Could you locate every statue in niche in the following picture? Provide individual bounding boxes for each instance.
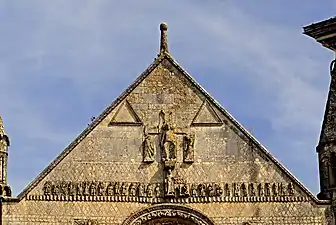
[43,181,53,196]
[53,184,60,196]
[208,183,215,197]
[183,133,195,163]
[89,182,97,196]
[287,183,295,196]
[180,183,190,197]
[249,183,255,196]
[159,110,177,162]
[138,183,145,197]
[115,182,121,195]
[60,181,69,196]
[278,183,284,196]
[129,183,137,196]
[121,183,128,196]
[191,184,198,197]
[215,183,223,197]
[257,183,264,196]
[143,127,155,163]
[272,183,278,196]
[233,183,240,197]
[241,183,247,197]
[69,182,76,196]
[83,182,90,196]
[106,182,115,196]
[77,183,84,196]
[199,184,206,197]
[264,183,270,196]
[165,168,175,197]
[154,184,161,197]
[146,184,153,197]
[224,183,231,197]
[97,182,104,196]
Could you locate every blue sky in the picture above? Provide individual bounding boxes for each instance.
[0,1,335,196]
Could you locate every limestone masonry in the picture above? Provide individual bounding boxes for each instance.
[0,18,336,224]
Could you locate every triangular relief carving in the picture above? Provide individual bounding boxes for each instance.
[191,100,223,126]
[109,100,142,126]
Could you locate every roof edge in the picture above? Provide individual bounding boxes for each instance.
[163,53,327,205]
[16,54,166,200]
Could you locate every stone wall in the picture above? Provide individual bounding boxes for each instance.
[2,56,330,225]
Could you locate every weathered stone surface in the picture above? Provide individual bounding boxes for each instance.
[0,23,332,224]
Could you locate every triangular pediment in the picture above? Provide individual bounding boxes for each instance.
[109,100,142,126]
[16,52,323,205]
[191,100,223,126]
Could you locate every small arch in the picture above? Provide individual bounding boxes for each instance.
[122,204,214,225]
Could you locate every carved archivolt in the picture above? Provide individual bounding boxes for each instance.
[122,204,214,225]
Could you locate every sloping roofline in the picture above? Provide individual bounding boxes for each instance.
[15,51,329,205]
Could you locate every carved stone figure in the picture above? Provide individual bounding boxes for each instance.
[43,181,53,196]
[278,183,285,196]
[53,184,60,196]
[106,182,115,196]
[89,182,97,196]
[233,183,240,197]
[138,183,145,197]
[60,181,69,196]
[159,111,177,162]
[165,169,175,197]
[77,182,84,196]
[264,183,270,196]
[208,183,215,197]
[121,182,128,196]
[215,183,223,197]
[97,182,104,196]
[199,184,206,197]
[183,133,195,163]
[272,183,278,196]
[68,182,76,196]
[129,183,137,196]
[287,183,295,196]
[224,183,231,197]
[83,182,90,196]
[180,183,190,197]
[143,131,155,163]
[146,184,153,197]
[191,184,198,197]
[241,183,247,197]
[154,184,161,197]
[257,183,264,197]
[115,182,121,195]
[249,183,255,196]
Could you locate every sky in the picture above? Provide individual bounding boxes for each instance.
[0,0,335,196]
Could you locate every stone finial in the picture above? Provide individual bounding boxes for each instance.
[159,22,169,54]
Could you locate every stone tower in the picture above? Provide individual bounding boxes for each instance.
[303,18,336,201]
[0,116,11,197]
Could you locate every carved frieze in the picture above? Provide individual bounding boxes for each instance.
[40,181,299,203]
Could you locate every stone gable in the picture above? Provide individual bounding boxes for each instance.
[19,56,316,203]
[1,24,331,224]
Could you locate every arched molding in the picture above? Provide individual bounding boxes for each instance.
[122,204,214,225]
